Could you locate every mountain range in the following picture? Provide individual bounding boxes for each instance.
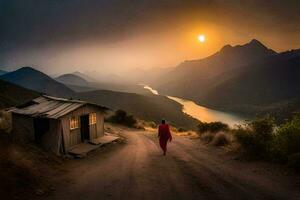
[0,67,197,129]
[155,39,276,100]
[55,73,90,87]
[0,67,75,98]
[79,90,198,129]
[1,39,299,123]
[154,39,300,118]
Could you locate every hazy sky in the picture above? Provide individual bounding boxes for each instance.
[0,0,299,74]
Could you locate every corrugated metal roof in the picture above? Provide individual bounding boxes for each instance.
[11,95,108,119]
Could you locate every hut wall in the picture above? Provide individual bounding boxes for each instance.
[96,112,104,137]
[89,123,97,140]
[12,113,35,142]
[61,117,71,150]
[40,119,61,154]
[61,105,105,150]
[69,128,81,147]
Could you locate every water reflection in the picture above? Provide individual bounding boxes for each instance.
[143,85,158,95]
[143,85,244,126]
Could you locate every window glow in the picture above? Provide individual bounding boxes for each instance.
[89,113,97,125]
[70,116,79,130]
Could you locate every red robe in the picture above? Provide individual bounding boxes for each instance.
[158,124,172,155]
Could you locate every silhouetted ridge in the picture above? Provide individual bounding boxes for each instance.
[220,44,233,52]
[203,49,300,116]
[154,39,277,102]
[55,73,90,87]
[0,66,75,98]
[219,39,276,55]
[249,39,263,45]
[0,79,39,108]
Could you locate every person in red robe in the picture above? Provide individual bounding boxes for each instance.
[158,119,172,155]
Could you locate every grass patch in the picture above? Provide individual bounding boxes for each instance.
[197,121,231,146]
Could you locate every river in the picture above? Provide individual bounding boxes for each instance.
[142,85,245,126]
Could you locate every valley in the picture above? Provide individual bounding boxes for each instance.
[143,85,245,126]
[153,40,300,120]
[0,67,198,130]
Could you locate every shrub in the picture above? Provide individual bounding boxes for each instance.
[212,132,230,146]
[0,111,12,133]
[270,114,300,162]
[231,113,300,167]
[108,110,137,127]
[148,121,157,128]
[200,132,215,143]
[177,127,186,132]
[249,116,275,142]
[233,116,275,157]
[198,121,229,133]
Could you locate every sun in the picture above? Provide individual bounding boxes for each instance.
[198,34,205,43]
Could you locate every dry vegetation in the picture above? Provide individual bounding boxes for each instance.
[0,110,12,132]
[197,121,232,146]
[197,114,300,169]
[0,111,64,200]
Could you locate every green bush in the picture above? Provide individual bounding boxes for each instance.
[198,121,229,133]
[234,126,255,151]
[232,113,300,167]
[270,114,300,162]
[233,116,275,157]
[108,110,137,127]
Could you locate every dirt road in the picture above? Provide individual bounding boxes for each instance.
[47,130,300,200]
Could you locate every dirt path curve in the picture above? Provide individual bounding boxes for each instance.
[47,130,300,200]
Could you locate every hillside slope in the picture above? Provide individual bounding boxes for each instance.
[55,73,90,87]
[203,49,300,117]
[78,90,199,129]
[0,79,39,109]
[0,70,7,76]
[0,67,75,98]
[155,39,276,101]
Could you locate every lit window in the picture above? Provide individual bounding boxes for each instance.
[70,116,79,130]
[89,113,96,125]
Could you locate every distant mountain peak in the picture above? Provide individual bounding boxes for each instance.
[55,73,90,87]
[219,39,276,56]
[18,66,35,71]
[0,66,75,98]
[249,38,262,45]
[247,39,270,49]
[15,66,47,74]
[220,44,233,52]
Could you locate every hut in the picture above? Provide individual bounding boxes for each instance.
[10,95,108,155]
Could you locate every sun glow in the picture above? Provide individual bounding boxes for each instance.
[198,34,205,43]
